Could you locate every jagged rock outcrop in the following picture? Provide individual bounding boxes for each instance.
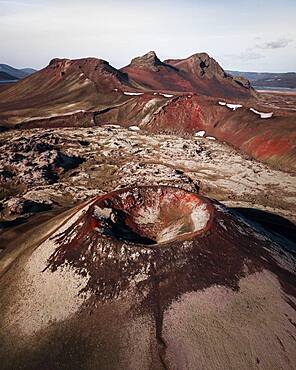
[128,50,165,72]
[165,52,255,93]
[232,74,251,88]
[165,52,226,78]
[121,51,256,98]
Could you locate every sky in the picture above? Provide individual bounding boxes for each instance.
[0,0,295,72]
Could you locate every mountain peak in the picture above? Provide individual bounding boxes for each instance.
[47,57,128,80]
[190,52,211,60]
[48,57,109,69]
[129,51,163,71]
[186,52,225,78]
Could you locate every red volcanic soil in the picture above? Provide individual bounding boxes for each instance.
[91,93,296,171]
[204,102,296,171]
[141,95,205,133]
[0,186,295,369]
[121,51,256,99]
[244,136,292,159]
[92,94,221,134]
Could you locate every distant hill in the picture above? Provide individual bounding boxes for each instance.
[0,64,36,82]
[20,67,36,75]
[0,71,18,81]
[227,70,296,89]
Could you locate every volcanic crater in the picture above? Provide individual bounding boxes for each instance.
[90,186,213,245]
[43,185,295,305]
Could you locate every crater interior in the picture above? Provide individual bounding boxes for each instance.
[91,186,213,245]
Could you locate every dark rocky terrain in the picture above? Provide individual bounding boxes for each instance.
[1,125,295,230]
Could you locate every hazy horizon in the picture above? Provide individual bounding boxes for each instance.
[1,0,295,73]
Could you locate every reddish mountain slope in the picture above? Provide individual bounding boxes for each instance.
[92,94,296,172]
[0,58,135,125]
[0,53,255,126]
[121,51,256,98]
[1,57,130,102]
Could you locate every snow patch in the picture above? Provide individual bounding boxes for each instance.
[194,130,206,137]
[152,92,174,98]
[219,101,242,111]
[250,108,273,119]
[129,126,141,131]
[206,136,216,141]
[123,92,144,96]
[226,103,242,110]
[159,93,174,98]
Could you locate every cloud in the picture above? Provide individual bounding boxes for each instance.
[239,51,264,60]
[225,49,264,61]
[255,38,293,49]
[224,37,294,66]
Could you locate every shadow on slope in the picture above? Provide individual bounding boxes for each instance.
[231,207,296,251]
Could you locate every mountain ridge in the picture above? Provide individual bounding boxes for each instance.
[2,60,295,89]
[121,51,255,97]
